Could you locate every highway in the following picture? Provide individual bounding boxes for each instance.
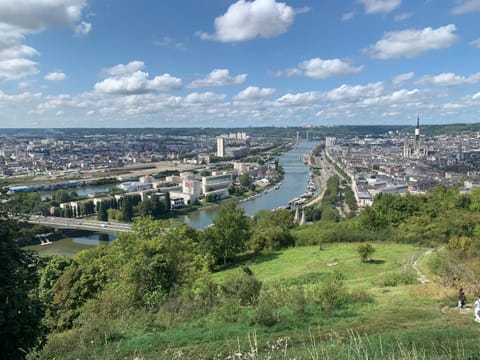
[28,215,132,232]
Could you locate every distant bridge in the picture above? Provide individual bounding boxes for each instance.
[27,215,132,232]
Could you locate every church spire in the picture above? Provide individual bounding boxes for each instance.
[415,115,420,142]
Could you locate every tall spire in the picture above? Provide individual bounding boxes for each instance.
[415,115,420,142]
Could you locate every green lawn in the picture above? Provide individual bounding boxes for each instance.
[213,243,420,287]
[39,242,480,360]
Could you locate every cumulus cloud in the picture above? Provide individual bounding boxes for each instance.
[44,71,67,81]
[0,58,38,82]
[357,0,402,14]
[0,0,89,83]
[199,0,297,42]
[392,72,415,87]
[184,92,226,104]
[0,90,41,104]
[95,72,182,95]
[325,82,384,101]
[94,61,182,95]
[0,0,86,31]
[102,61,146,77]
[188,69,247,88]
[368,24,457,59]
[416,72,480,86]
[74,21,92,36]
[234,86,276,100]
[276,91,320,106]
[276,58,363,79]
[452,0,480,14]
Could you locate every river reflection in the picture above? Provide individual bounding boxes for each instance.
[24,230,117,257]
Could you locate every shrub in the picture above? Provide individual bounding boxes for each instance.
[357,243,376,262]
[375,270,419,287]
[252,291,280,327]
[221,270,262,306]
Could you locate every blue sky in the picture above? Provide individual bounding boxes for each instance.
[0,0,479,128]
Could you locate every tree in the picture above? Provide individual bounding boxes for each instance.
[0,219,45,358]
[250,209,295,252]
[121,196,134,222]
[239,173,252,188]
[209,204,251,265]
[97,201,108,221]
[357,243,376,262]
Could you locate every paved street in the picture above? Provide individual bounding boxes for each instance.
[28,215,132,232]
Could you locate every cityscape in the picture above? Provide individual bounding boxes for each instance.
[2,0,480,359]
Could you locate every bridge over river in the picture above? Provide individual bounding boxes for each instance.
[28,215,132,232]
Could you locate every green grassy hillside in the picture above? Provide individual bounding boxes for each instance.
[38,242,480,359]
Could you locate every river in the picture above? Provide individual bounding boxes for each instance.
[23,230,116,257]
[25,141,318,255]
[180,141,318,229]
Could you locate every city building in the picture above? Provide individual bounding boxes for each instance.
[201,172,232,199]
[403,117,428,158]
[216,137,225,158]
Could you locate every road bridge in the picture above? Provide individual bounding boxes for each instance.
[28,215,132,232]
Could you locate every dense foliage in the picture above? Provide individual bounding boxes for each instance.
[0,219,45,359]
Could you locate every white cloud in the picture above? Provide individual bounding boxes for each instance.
[452,0,480,14]
[199,0,297,42]
[188,69,247,88]
[184,92,226,104]
[394,12,412,21]
[325,82,384,101]
[0,0,89,84]
[276,58,363,79]
[0,58,38,81]
[95,61,182,94]
[95,71,182,94]
[369,24,457,59]
[0,0,86,31]
[0,90,41,104]
[416,72,480,86]
[276,91,320,106]
[44,71,66,81]
[102,61,145,77]
[357,0,402,14]
[74,21,92,37]
[470,38,480,48]
[300,58,363,79]
[473,91,480,99]
[0,43,38,60]
[392,72,415,87]
[234,86,276,100]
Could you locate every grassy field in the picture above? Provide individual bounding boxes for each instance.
[39,243,480,359]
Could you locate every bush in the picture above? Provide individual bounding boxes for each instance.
[221,270,262,306]
[375,270,419,287]
[252,291,280,327]
[358,243,375,262]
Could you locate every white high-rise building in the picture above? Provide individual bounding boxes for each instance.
[217,137,225,157]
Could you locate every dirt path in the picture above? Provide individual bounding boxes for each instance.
[411,249,434,284]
